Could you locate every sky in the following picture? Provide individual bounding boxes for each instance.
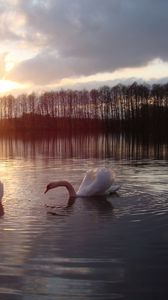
[1,0,168,95]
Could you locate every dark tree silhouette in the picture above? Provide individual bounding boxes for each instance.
[0,82,167,136]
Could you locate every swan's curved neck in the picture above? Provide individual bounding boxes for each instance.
[47,181,77,198]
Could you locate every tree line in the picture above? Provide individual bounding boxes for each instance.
[0,82,168,134]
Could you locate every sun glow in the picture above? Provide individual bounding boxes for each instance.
[0,80,22,94]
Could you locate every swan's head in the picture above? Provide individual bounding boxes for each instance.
[44,180,76,198]
[44,181,64,194]
[44,182,55,194]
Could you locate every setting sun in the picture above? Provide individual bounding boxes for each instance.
[0,80,22,94]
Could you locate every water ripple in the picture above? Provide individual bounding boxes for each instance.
[0,157,168,299]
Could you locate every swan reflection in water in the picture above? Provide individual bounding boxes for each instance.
[46,195,117,216]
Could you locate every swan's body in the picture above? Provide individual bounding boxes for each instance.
[45,167,120,198]
[0,181,4,200]
[0,181,4,216]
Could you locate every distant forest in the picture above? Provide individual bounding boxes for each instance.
[0,82,168,136]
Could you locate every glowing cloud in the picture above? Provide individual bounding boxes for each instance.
[0,0,168,94]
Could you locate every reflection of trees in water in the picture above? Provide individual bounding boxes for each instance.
[0,133,167,160]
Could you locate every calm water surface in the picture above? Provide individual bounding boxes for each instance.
[0,134,168,300]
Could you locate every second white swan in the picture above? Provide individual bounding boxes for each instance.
[0,181,4,200]
[44,167,120,198]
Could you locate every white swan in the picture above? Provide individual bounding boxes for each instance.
[0,181,4,216]
[0,181,4,200]
[44,167,120,198]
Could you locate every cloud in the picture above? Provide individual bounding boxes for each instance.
[0,1,23,41]
[0,53,7,79]
[6,0,168,85]
[64,77,168,91]
[8,50,118,84]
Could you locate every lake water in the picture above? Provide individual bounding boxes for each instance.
[0,134,168,300]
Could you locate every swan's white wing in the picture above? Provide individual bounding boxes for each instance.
[93,168,115,195]
[77,169,95,196]
[77,167,115,196]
